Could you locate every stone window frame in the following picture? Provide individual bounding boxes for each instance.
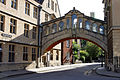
[10,18,17,34]
[45,13,48,22]
[51,0,54,11]
[9,45,15,62]
[55,3,57,12]
[24,24,29,37]
[11,0,17,9]
[0,44,2,62]
[48,0,50,8]
[32,48,36,61]
[0,0,6,4]
[33,6,38,19]
[0,14,5,32]
[23,46,28,61]
[25,1,30,15]
[32,26,37,39]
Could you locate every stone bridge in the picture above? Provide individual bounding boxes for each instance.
[41,8,107,54]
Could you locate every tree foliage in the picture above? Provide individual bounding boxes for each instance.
[80,50,89,62]
[84,41,102,62]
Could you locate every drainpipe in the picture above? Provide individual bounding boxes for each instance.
[37,5,42,68]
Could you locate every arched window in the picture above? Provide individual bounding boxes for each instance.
[100,26,104,34]
[93,23,97,32]
[79,19,82,28]
[72,14,77,28]
[85,21,90,30]
[52,24,57,33]
[67,19,69,29]
[59,21,64,31]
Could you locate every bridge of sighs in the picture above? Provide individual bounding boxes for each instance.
[41,8,107,56]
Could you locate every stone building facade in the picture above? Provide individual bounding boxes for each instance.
[0,0,61,71]
[61,40,73,65]
[103,0,120,71]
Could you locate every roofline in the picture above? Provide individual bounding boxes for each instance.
[42,9,106,26]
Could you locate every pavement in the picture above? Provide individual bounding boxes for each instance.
[0,63,120,79]
[95,67,120,78]
[0,63,98,79]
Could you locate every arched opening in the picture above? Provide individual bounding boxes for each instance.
[59,21,64,31]
[52,24,57,33]
[42,37,106,67]
[79,19,82,28]
[85,21,90,30]
[92,23,97,32]
[100,25,104,34]
[72,14,77,28]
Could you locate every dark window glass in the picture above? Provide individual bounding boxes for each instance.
[24,24,29,37]
[0,44,2,62]
[23,47,28,61]
[25,1,30,15]
[9,45,15,62]
[32,27,37,39]
[32,48,36,61]
[10,18,17,34]
[11,0,17,9]
[0,15,4,31]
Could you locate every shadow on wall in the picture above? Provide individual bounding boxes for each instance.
[0,28,38,71]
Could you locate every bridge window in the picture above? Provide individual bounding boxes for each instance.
[46,26,50,35]
[85,21,90,30]
[67,19,69,29]
[93,23,97,32]
[79,19,82,28]
[72,14,77,28]
[59,21,64,31]
[52,24,57,33]
[100,26,104,34]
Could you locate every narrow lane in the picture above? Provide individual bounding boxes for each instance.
[5,63,119,80]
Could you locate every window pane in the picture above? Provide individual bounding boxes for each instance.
[72,14,77,28]
[93,23,97,32]
[85,21,90,30]
[67,19,69,29]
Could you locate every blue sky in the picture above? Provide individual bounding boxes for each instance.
[58,0,104,20]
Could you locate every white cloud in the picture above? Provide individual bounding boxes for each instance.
[58,0,104,20]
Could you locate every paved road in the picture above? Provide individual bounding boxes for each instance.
[3,63,119,80]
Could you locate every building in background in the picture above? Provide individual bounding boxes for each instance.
[90,12,95,18]
[0,0,61,71]
[40,0,61,67]
[103,0,120,71]
[61,40,73,65]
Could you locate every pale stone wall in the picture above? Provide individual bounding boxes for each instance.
[112,0,120,26]
[0,0,61,71]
